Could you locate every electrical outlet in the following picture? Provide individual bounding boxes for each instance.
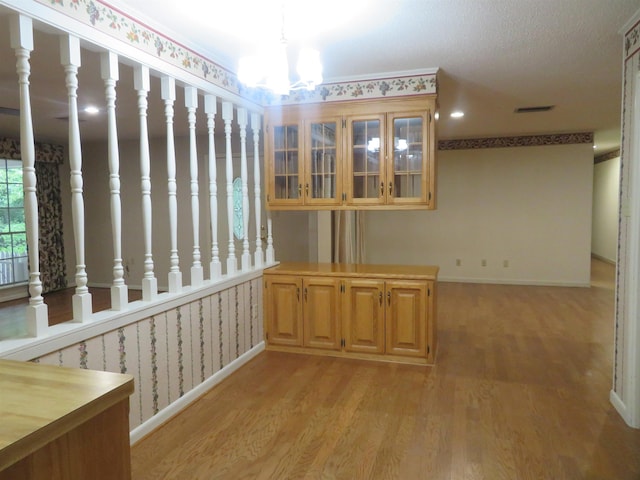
[481,259,487,267]
[503,260,509,268]
[456,258,461,267]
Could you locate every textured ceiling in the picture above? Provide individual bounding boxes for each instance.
[1,0,640,155]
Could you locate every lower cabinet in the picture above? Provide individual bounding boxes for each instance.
[303,277,342,350]
[264,263,438,365]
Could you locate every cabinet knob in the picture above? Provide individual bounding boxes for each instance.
[380,182,384,196]
[389,182,393,196]
[304,287,308,301]
[296,287,300,301]
[305,183,309,197]
[387,291,391,306]
[379,291,382,306]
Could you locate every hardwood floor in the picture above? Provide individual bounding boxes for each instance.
[0,287,143,339]
[0,262,594,476]
[130,259,640,479]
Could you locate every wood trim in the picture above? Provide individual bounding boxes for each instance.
[264,344,430,366]
[265,262,439,281]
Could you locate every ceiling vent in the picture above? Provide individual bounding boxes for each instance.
[514,105,555,113]
[0,107,20,117]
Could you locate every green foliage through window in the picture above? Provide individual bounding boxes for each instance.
[0,159,28,285]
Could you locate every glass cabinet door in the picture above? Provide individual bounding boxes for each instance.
[347,115,385,204]
[271,124,302,203]
[387,112,428,204]
[305,119,341,205]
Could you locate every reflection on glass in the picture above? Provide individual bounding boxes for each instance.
[308,121,338,200]
[392,116,423,199]
[273,124,299,200]
[351,119,381,200]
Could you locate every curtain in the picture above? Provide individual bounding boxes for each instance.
[35,160,67,293]
[0,137,67,293]
[332,210,366,264]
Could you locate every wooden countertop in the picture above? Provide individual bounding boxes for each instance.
[0,359,134,471]
[264,262,439,280]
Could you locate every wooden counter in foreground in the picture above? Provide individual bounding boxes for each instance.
[0,359,134,480]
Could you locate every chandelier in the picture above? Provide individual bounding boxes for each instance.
[237,7,323,95]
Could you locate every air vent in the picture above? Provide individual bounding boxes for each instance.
[515,105,554,113]
[0,107,20,117]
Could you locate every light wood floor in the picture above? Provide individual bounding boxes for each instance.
[0,262,610,477]
[0,287,143,339]
[130,259,640,479]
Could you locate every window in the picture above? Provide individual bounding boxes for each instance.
[0,159,28,286]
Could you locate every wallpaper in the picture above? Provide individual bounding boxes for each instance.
[32,278,263,430]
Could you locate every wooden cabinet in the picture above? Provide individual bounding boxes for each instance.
[263,263,438,365]
[264,275,303,346]
[265,110,343,207]
[343,279,385,354]
[385,280,428,358]
[265,274,341,350]
[303,277,342,350]
[264,96,436,210]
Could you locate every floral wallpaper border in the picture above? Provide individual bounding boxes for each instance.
[594,149,621,164]
[0,136,64,164]
[437,132,593,151]
[624,17,640,60]
[266,73,437,106]
[33,0,436,106]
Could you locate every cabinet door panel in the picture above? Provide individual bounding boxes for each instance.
[386,280,426,357]
[267,122,304,206]
[346,115,386,205]
[303,277,341,350]
[387,111,429,205]
[265,276,303,346]
[305,119,342,206]
[343,279,385,354]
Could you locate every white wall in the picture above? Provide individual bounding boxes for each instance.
[364,144,594,286]
[270,210,316,263]
[591,156,620,263]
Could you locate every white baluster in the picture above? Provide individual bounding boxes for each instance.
[222,102,237,275]
[162,76,182,293]
[134,65,157,301]
[10,15,48,335]
[185,86,203,286]
[251,112,264,268]
[266,212,275,264]
[205,95,222,279]
[238,108,251,271]
[60,34,92,321]
[100,51,127,311]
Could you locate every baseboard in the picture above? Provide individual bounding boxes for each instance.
[591,253,616,265]
[610,389,639,429]
[129,341,265,445]
[438,276,590,287]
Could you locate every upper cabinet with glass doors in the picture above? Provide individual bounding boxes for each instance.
[265,107,343,207]
[264,95,436,210]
